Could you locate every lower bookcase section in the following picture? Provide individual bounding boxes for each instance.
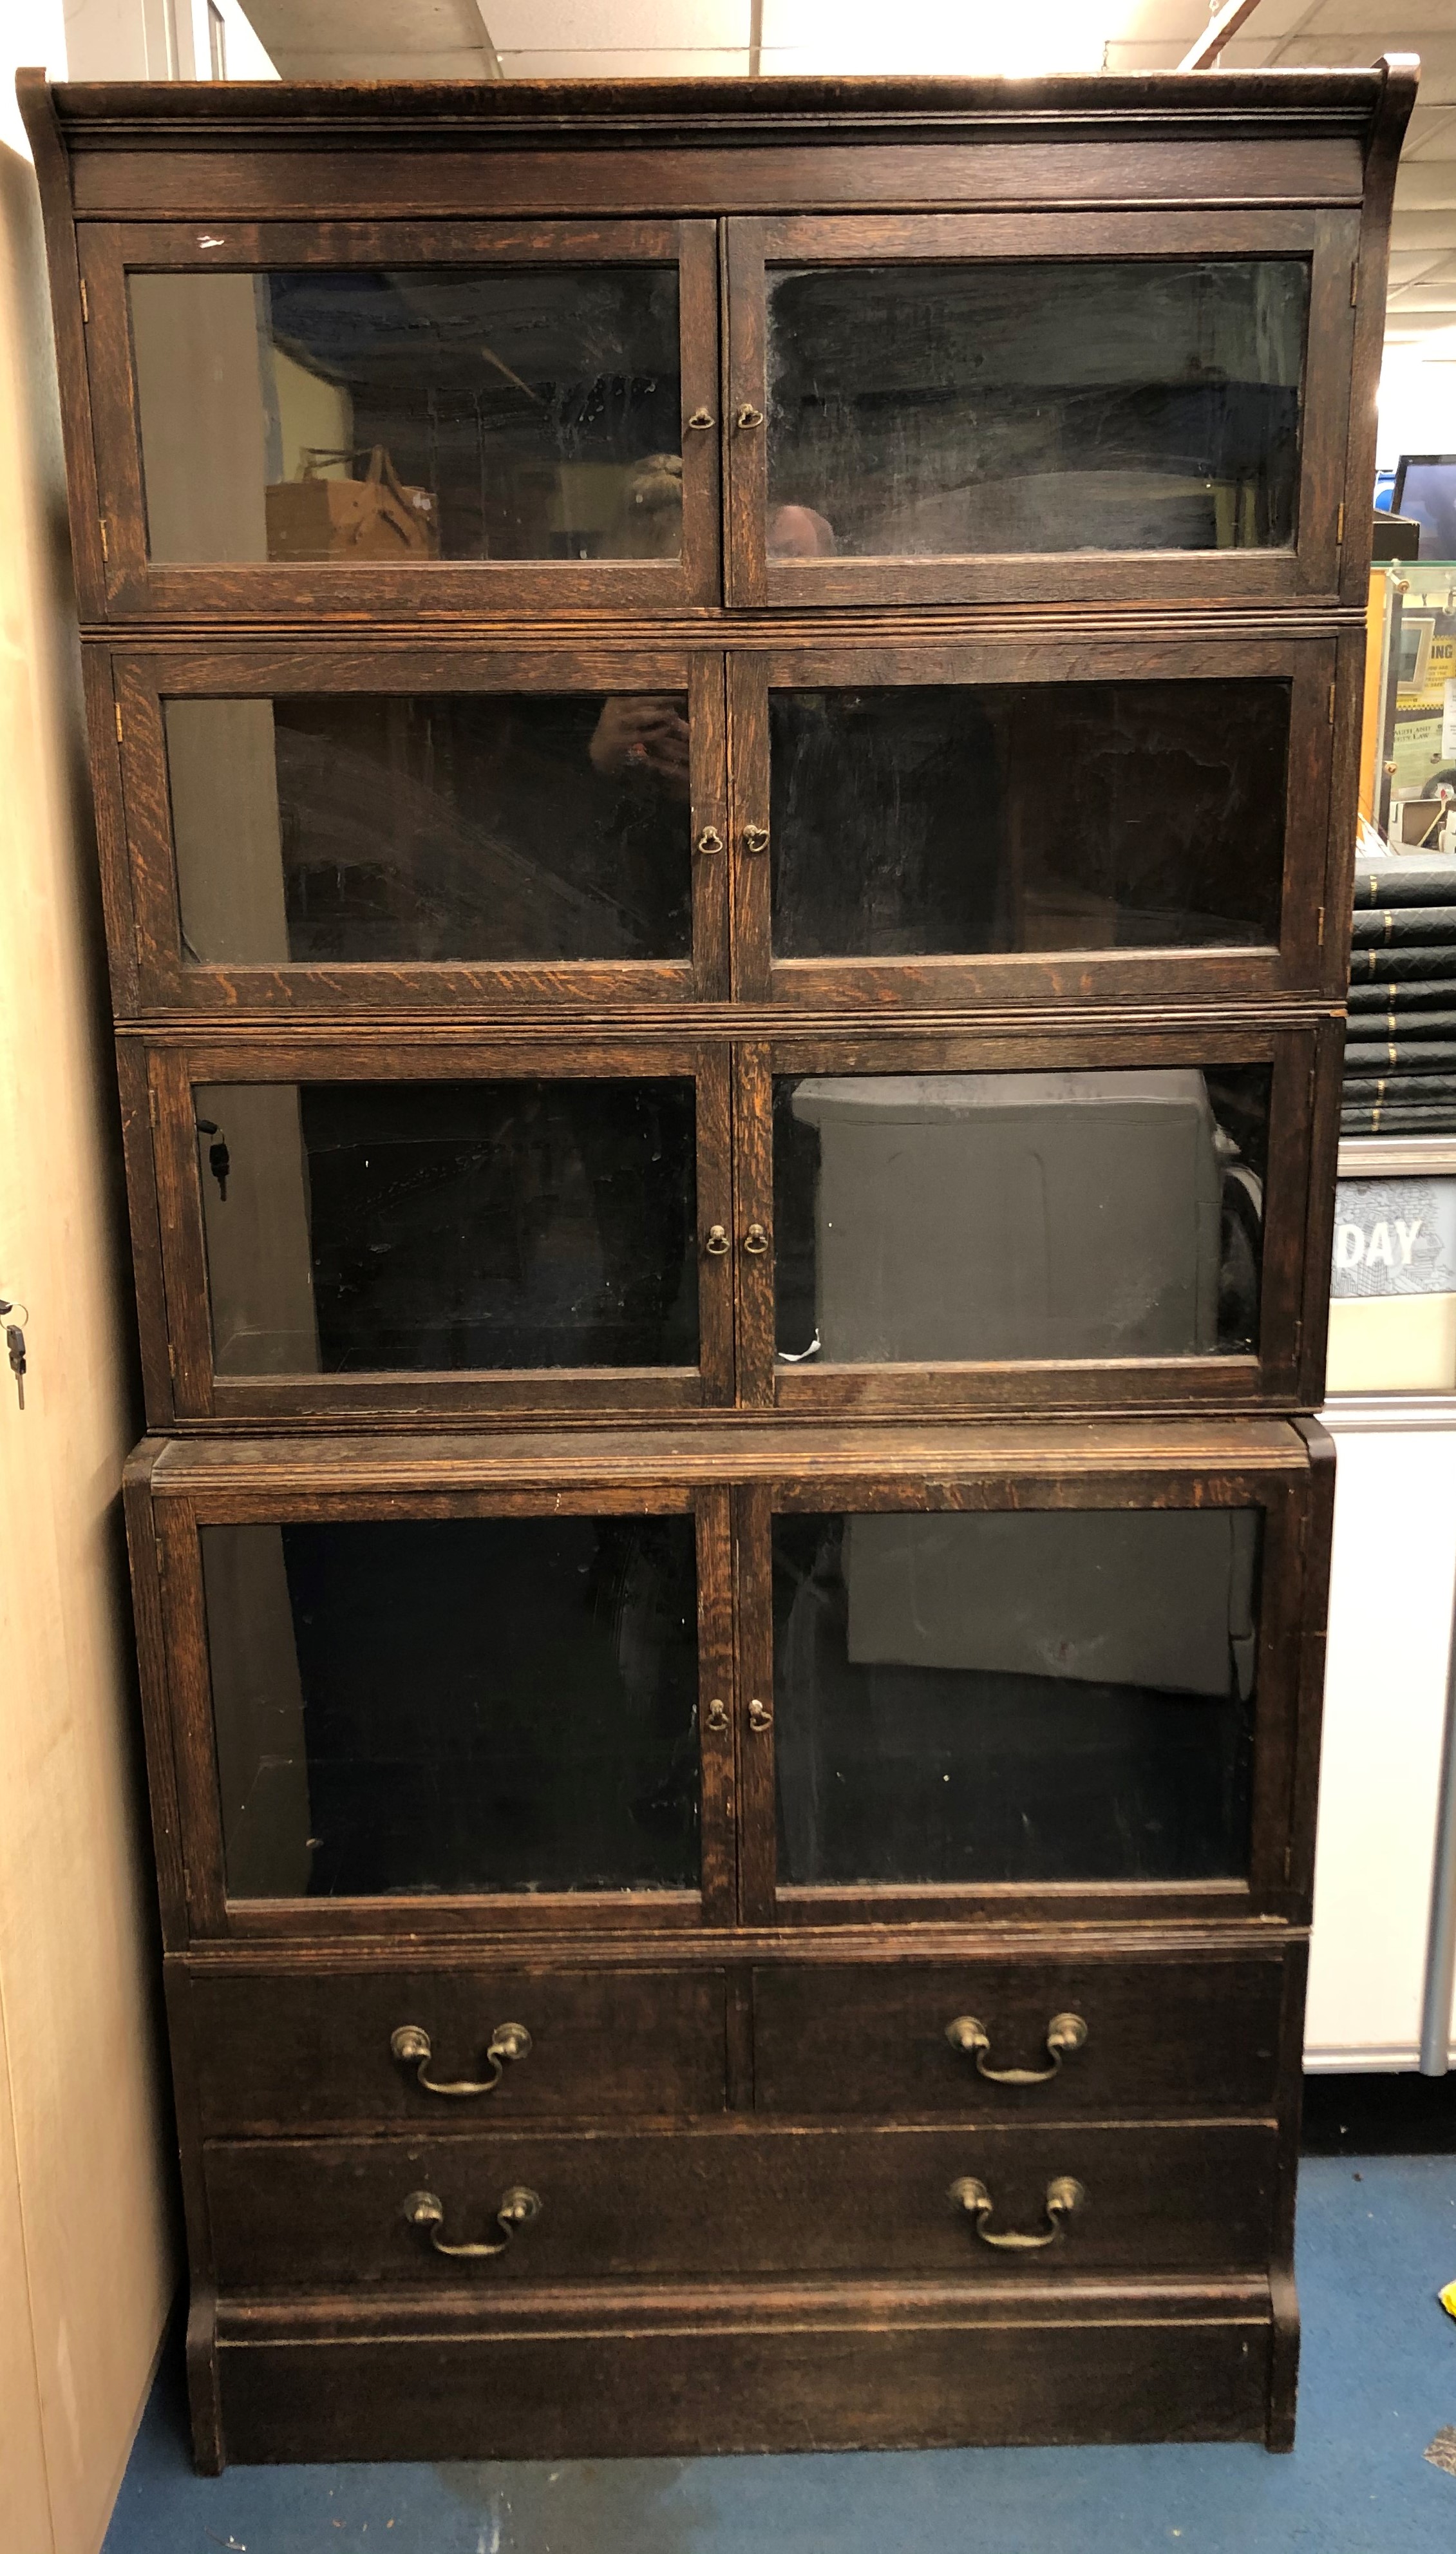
[199,2282,1287,2465]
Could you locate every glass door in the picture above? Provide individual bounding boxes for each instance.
[726,211,1357,607]
[732,1025,1332,1415]
[733,1465,1309,1927]
[137,1040,732,1420]
[82,218,721,617]
[727,640,1338,1007]
[115,647,728,1011]
[151,1482,735,1933]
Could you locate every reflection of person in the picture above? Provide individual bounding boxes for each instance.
[769,503,836,558]
[589,696,690,799]
[618,449,837,562]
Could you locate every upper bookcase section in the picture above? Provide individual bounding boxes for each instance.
[20,65,1416,626]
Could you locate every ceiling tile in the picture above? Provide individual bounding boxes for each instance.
[1403,105,1456,157]
[1386,280,1456,307]
[1388,248,1452,276]
[497,44,752,70]
[1294,1,1455,28]
[1392,208,1456,246]
[487,0,747,43]
[1099,1,1210,35]
[1397,165,1456,208]
[759,0,1107,68]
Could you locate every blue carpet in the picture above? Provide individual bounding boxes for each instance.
[103,2155,1456,2553]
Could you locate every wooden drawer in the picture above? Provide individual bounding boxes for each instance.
[752,1955,1287,2118]
[182,1966,728,2135]
[213,2295,1278,2460]
[203,2120,1278,2291]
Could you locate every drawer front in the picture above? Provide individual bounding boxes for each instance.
[185,1967,728,2134]
[215,2309,1275,2461]
[203,2120,1278,2290]
[752,1956,1287,2118]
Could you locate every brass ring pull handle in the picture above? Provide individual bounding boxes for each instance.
[390,2021,531,2099]
[705,1698,730,1732]
[945,2011,1088,2086]
[686,407,715,429]
[748,1697,773,1731]
[736,405,765,430]
[404,2184,542,2259]
[950,2175,1084,2251]
[742,824,770,855]
[695,826,724,856]
[742,1223,770,1255]
[704,1224,731,1257]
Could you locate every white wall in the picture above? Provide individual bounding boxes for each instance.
[1377,339,1456,474]
[61,0,276,82]
[1,19,176,2554]
[1307,1415,1456,2070]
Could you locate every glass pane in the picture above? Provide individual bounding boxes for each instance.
[129,268,681,564]
[773,1508,1260,1885]
[165,692,692,966]
[770,681,1287,959]
[766,260,1308,557]
[773,1064,1269,1364]
[195,1078,698,1375]
[201,1516,700,1897]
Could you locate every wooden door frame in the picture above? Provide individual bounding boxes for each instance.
[107,640,729,1015]
[725,207,1359,610]
[728,636,1342,1009]
[135,1031,734,1423]
[135,1478,737,1942]
[732,1459,1314,1928]
[78,215,723,620]
[732,1018,1338,1418]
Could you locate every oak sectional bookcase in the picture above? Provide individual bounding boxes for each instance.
[22,60,1412,2466]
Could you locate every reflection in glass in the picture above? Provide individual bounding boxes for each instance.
[165,693,691,966]
[773,1065,1269,1365]
[195,1078,698,1375]
[201,1516,700,1897]
[766,260,1308,557]
[129,267,681,564]
[773,1508,1260,1885]
[770,682,1288,960]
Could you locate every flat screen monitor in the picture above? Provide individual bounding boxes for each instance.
[1393,455,1456,557]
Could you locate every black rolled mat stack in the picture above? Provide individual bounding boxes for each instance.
[1345,857,1456,1134]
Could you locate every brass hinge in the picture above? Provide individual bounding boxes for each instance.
[1336,502,1345,548]
[1328,680,1337,725]
[1317,904,1327,947]
[725,1787,735,1826]
[1350,263,1359,308]
[147,1081,160,1130]
[99,517,109,560]
[166,1339,177,1382]
[1284,1843,1294,1883]
[114,701,124,744]
[79,278,89,321]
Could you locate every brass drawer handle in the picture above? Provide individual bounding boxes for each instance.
[742,1222,770,1255]
[704,1223,731,1257]
[748,1697,773,1732]
[742,824,770,855]
[945,2011,1088,2086]
[736,405,764,430]
[695,826,724,856]
[686,406,715,430]
[705,1697,729,1732]
[390,2021,531,2099]
[950,2175,1084,2251]
[404,2184,541,2260]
